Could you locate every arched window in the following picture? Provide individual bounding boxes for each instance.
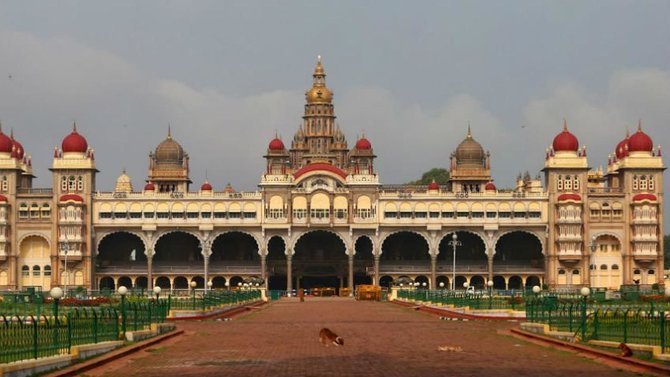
[44,265,52,276]
[32,265,41,276]
[572,269,580,275]
[648,269,655,275]
[611,264,619,270]
[633,269,641,275]
[558,269,566,275]
[21,265,29,276]
[600,264,608,270]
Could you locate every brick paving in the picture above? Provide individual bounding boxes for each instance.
[88,298,643,377]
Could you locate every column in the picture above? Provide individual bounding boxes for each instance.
[373,255,380,286]
[203,254,209,292]
[430,255,437,289]
[146,249,154,290]
[286,253,293,296]
[348,253,354,292]
[487,253,494,283]
[260,254,267,289]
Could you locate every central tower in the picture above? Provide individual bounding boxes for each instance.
[289,57,349,169]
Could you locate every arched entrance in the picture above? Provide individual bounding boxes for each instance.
[380,232,429,282]
[211,232,260,264]
[438,231,487,268]
[354,236,374,286]
[494,231,544,277]
[379,275,393,288]
[591,234,622,289]
[18,235,51,290]
[267,236,286,290]
[293,231,347,291]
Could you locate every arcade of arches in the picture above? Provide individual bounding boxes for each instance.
[95,229,545,291]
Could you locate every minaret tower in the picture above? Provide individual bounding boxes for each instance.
[290,57,349,169]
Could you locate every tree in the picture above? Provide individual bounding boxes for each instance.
[407,168,449,185]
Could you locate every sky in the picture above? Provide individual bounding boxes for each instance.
[0,1,668,230]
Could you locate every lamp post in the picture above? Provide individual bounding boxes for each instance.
[448,233,461,291]
[118,286,128,339]
[190,280,197,310]
[153,286,161,301]
[50,287,63,319]
[487,280,494,309]
[60,241,69,297]
[439,282,445,289]
[580,287,590,342]
[589,236,597,288]
[50,287,63,351]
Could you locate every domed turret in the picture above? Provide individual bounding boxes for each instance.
[144,182,155,191]
[62,123,88,153]
[305,56,333,104]
[355,137,372,150]
[268,136,285,151]
[114,170,133,193]
[200,181,212,191]
[627,123,653,153]
[484,182,497,191]
[0,125,13,154]
[428,179,439,191]
[155,129,184,163]
[615,130,629,159]
[552,120,579,152]
[454,127,485,166]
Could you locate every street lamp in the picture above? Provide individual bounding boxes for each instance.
[190,280,197,310]
[225,281,230,291]
[153,286,161,301]
[421,282,427,288]
[532,285,541,295]
[60,241,69,297]
[439,282,445,289]
[580,287,590,342]
[487,280,494,309]
[207,281,213,290]
[118,286,128,338]
[589,236,597,288]
[50,287,63,318]
[448,233,461,291]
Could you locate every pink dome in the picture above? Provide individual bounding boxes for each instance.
[355,137,372,150]
[144,183,155,191]
[62,126,88,153]
[428,180,439,190]
[615,136,629,159]
[484,182,497,191]
[201,181,213,191]
[552,122,579,152]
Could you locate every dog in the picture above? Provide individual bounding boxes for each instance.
[618,342,633,357]
[319,328,344,347]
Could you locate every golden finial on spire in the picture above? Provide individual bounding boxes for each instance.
[167,124,172,139]
[467,123,472,138]
[73,121,78,132]
[637,119,642,131]
[562,118,567,131]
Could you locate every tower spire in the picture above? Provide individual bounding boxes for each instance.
[73,121,77,132]
[562,118,567,131]
[168,124,172,139]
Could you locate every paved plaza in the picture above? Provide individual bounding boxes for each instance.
[87,298,643,377]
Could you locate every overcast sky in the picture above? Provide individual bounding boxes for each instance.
[0,1,668,230]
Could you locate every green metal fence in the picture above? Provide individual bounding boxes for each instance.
[526,297,670,353]
[168,289,261,311]
[397,289,526,310]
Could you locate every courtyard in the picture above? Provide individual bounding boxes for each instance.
[83,297,644,377]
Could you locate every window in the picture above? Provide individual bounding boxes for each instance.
[429,211,440,218]
[77,176,84,191]
[228,211,242,219]
[357,209,372,219]
[310,209,329,219]
[441,211,454,218]
[201,211,211,219]
[30,203,39,218]
[187,212,199,219]
[414,212,427,218]
[649,176,655,190]
[61,176,68,191]
[243,211,256,219]
[44,266,51,276]
[557,176,563,191]
[648,269,655,275]
[384,211,397,219]
[573,177,579,190]
[600,264,608,270]
[456,212,469,218]
[130,212,142,219]
[471,212,484,218]
[632,176,638,190]
[214,211,226,219]
[68,176,76,191]
[41,204,51,218]
[558,269,566,275]
[143,211,154,219]
[293,209,307,219]
[486,212,497,218]
[611,264,619,270]
[572,269,580,275]
[633,269,641,275]
[100,212,112,219]
[32,265,41,276]
[498,212,511,218]
[399,211,412,218]
[156,212,170,219]
[513,212,526,218]
[1,176,6,192]
[640,176,647,190]
[528,212,541,218]
[21,265,29,276]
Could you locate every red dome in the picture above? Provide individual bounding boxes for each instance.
[632,193,657,202]
[0,194,7,202]
[144,183,155,191]
[552,122,579,152]
[355,137,372,150]
[484,182,497,191]
[627,127,653,153]
[12,138,24,159]
[428,180,439,190]
[557,193,581,202]
[615,136,629,159]
[62,127,88,153]
[59,194,84,202]
[0,131,12,153]
[268,137,285,151]
[201,181,212,191]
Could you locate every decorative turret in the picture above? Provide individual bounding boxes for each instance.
[114,169,133,193]
[448,126,491,192]
[147,127,191,192]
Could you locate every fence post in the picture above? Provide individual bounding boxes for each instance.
[32,316,38,359]
[623,309,628,343]
[93,309,98,344]
[580,295,587,342]
[660,311,666,353]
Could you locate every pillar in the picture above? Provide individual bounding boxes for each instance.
[348,253,354,292]
[260,254,267,289]
[430,255,437,290]
[373,255,380,286]
[286,253,293,296]
[487,253,494,283]
[146,248,154,290]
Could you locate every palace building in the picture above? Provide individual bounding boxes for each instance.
[0,59,665,293]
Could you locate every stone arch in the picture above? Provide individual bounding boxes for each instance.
[494,229,545,256]
[379,230,429,256]
[154,229,201,248]
[153,230,202,263]
[96,230,147,258]
[379,230,430,261]
[17,233,51,252]
[291,229,349,254]
[211,230,261,252]
[437,230,487,264]
[210,231,261,262]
